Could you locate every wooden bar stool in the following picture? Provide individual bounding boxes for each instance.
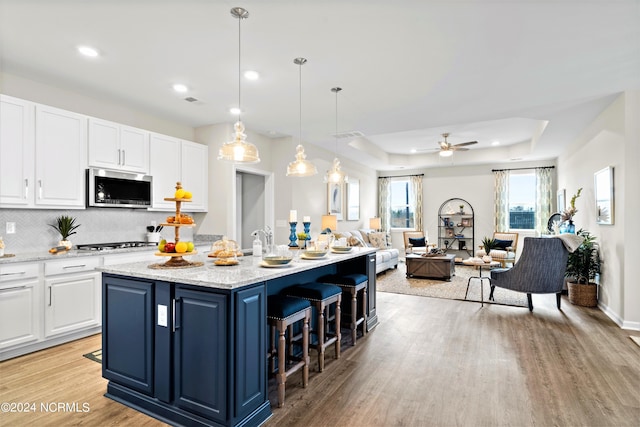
[267,295,311,408]
[283,282,342,372]
[319,273,367,345]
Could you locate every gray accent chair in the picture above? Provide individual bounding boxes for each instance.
[490,237,569,311]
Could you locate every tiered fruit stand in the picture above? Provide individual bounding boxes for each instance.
[151,182,203,268]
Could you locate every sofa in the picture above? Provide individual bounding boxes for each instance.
[334,229,399,274]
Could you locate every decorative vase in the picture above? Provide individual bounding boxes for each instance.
[566,220,576,234]
[568,282,597,307]
[482,255,492,263]
[298,239,307,249]
[59,240,72,250]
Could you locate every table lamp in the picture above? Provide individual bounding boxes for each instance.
[369,217,381,231]
[321,214,337,233]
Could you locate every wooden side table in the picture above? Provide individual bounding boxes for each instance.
[461,259,500,306]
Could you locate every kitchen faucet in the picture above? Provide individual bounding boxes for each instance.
[251,226,273,247]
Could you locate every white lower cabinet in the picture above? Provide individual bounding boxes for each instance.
[44,271,101,338]
[0,263,42,350]
[44,257,101,338]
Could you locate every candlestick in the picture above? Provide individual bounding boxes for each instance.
[289,210,297,223]
[303,221,311,240]
[288,222,298,247]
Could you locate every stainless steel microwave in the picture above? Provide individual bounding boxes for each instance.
[87,168,152,208]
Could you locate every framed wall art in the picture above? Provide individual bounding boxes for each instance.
[594,166,614,225]
[327,181,343,220]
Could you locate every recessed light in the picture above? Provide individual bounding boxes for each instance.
[410,148,417,153]
[229,107,242,115]
[244,70,259,80]
[77,45,99,57]
[172,84,188,93]
[491,141,500,146]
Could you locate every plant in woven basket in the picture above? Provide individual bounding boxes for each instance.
[481,236,498,253]
[565,229,600,284]
[565,229,600,307]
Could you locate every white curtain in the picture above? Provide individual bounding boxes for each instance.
[410,175,423,232]
[535,167,553,234]
[378,177,391,231]
[494,170,509,232]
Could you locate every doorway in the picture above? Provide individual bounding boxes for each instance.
[234,167,274,250]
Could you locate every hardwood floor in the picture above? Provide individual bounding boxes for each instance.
[1,292,638,426]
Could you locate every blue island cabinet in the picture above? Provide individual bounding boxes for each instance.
[102,274,271,427]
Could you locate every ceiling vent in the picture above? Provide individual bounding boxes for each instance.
[333,130,364,139]
[184,97,198,102]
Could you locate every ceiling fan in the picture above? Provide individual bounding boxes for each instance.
[437,133,477,157]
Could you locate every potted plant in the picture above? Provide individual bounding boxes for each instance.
[50,215,81,249]
[565,228,601,307]
[480,236,498,261]
[297,232,308,249]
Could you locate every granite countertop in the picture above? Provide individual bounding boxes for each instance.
[0,235,221,265]
[98,247,377,290]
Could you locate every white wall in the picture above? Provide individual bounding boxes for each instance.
[557,91,639,330]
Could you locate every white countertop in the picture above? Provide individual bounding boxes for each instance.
[0,245,160,264]
[98,247,377,290]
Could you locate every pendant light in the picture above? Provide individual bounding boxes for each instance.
[286,57,317,177]
[324,87,348,184]
[218,7,260,164]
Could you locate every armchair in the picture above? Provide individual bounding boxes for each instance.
[489,237,569,311]
[476,231,519,267]
[403,231,428,254]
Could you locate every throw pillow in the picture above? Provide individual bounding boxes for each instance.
[408,237,426,247]
[495,239,513,249]
[368,232,388,249]
[347,236,364,247]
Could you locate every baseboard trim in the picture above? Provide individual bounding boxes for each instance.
[598,302,640,331]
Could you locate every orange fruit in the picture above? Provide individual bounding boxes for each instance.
[175,241,188,253]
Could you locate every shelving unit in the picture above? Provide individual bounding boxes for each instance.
[438,198,474,262]
[152,182,201,268]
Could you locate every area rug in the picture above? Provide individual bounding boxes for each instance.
[377,262,528,307]
[83,349,102,364]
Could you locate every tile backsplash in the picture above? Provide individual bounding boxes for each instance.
[0,208,198,253]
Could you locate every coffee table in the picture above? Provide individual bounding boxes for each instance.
[461,259,501,306]
[405,254,455,280]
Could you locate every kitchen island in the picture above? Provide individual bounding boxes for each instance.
[98,247,377,427]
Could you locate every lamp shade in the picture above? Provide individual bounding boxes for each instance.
[321,214,337,232]
[218,121,260,163]
[369,217,381,230]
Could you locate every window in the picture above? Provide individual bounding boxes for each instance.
[389,178,415,228]
[508,172,535,229]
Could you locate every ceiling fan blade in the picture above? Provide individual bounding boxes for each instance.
[451,147,470,151]
[452,141,478,147]
[439,141,448,149]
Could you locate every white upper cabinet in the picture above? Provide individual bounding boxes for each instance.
[181,140,208,212]
[0,95,35,206]
[149,133,208,212]
[34,104,87,208]
[1,97,86,209]
[88,118,149,173]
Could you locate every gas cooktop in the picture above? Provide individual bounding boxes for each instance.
[76,241,155,251]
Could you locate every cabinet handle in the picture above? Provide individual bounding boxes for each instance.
[0,285,27,292]
[1,271,27,276]
[63,264,86,269]
[122,150,125,165]
[25,179,29,199]
[48,286,52,306]
[38,180,42,199]
[117,149,121,165]
[172,299,180,332]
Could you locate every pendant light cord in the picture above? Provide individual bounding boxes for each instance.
[237,14,242,123]
[299,60,302,146]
